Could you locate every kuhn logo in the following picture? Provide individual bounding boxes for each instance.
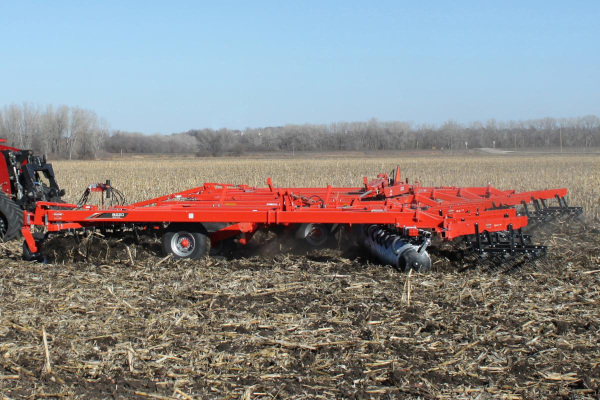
[52,212,64,217]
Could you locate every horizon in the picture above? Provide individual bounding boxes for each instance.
[3,102,599,136]
[1,1,599,134]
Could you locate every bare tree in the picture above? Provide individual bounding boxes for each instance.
[2,102,599,157]
[66,107,95,160]
[92,117,109,158]
[21,103,39,149]
[3,104,25,147]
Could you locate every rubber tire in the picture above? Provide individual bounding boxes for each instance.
[161,225,210,259]
[0,191,24,242]
[22,240,44,262]
[210,238,237,259]
[296,223,330,248]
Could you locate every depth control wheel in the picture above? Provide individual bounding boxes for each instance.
[161,224,210,259]
[22,240,45,262]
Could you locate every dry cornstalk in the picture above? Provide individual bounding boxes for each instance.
[134,391,175,400]
[126,245,135,266]
[106,286,136,310]
[241,385,257,400]
[172,388,193,400]
[155,254,172,267]
[402,269,413,306]
[42,328,51,374]
[128,350,134,372]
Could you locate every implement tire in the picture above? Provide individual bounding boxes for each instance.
[0,192,23,242]
[161,224,211,259]
[295,223,331,248]
[210,237,237,259]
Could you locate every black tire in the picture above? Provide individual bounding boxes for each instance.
[161,224,210,259]
[22,240,44,262]
[295,223,330,248]
[209,237,237,259]
[0,191,24,242]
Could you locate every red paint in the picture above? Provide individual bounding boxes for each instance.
[21,169,570,250]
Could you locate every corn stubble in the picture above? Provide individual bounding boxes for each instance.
[1,154,598,399]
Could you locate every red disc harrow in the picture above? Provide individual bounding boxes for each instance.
[21,167,582,271]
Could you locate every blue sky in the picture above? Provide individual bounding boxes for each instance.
[0,1,598,133]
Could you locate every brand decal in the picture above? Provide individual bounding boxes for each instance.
[87,212,128,219]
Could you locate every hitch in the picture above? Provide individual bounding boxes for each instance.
[78,180,126,208]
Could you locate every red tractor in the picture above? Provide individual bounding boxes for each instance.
[0,139,64,241]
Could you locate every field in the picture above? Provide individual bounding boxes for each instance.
[1,153,599,399]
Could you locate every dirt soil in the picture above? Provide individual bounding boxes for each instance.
[1,218,599,399]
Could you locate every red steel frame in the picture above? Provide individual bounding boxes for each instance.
[21,167,568,253]
[0,138,27,196]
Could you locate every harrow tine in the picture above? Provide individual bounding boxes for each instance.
[466,225,547,260]
[521,200,530,218]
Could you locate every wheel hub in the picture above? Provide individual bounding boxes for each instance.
[304,223,328,247]
[171,232,196,257]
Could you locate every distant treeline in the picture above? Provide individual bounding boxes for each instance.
[0,103,108,159]
[1,103,599,158]
[108,116,600,156]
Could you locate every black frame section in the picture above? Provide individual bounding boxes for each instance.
[521,196,583,222]
[467,223,547,256]
[1,149,64,210]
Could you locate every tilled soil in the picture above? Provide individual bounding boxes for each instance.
[1,219,599,399]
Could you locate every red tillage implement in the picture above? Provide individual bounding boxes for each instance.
[21,167,582,271]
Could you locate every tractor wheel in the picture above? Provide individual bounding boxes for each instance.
[0,191,24,242]
[161,224,210,259]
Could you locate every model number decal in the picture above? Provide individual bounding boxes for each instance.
[88,212,128,219]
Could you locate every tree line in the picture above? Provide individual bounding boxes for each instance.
[1,103,599,158]
[0,103,108,159]
[108,115,600,156]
